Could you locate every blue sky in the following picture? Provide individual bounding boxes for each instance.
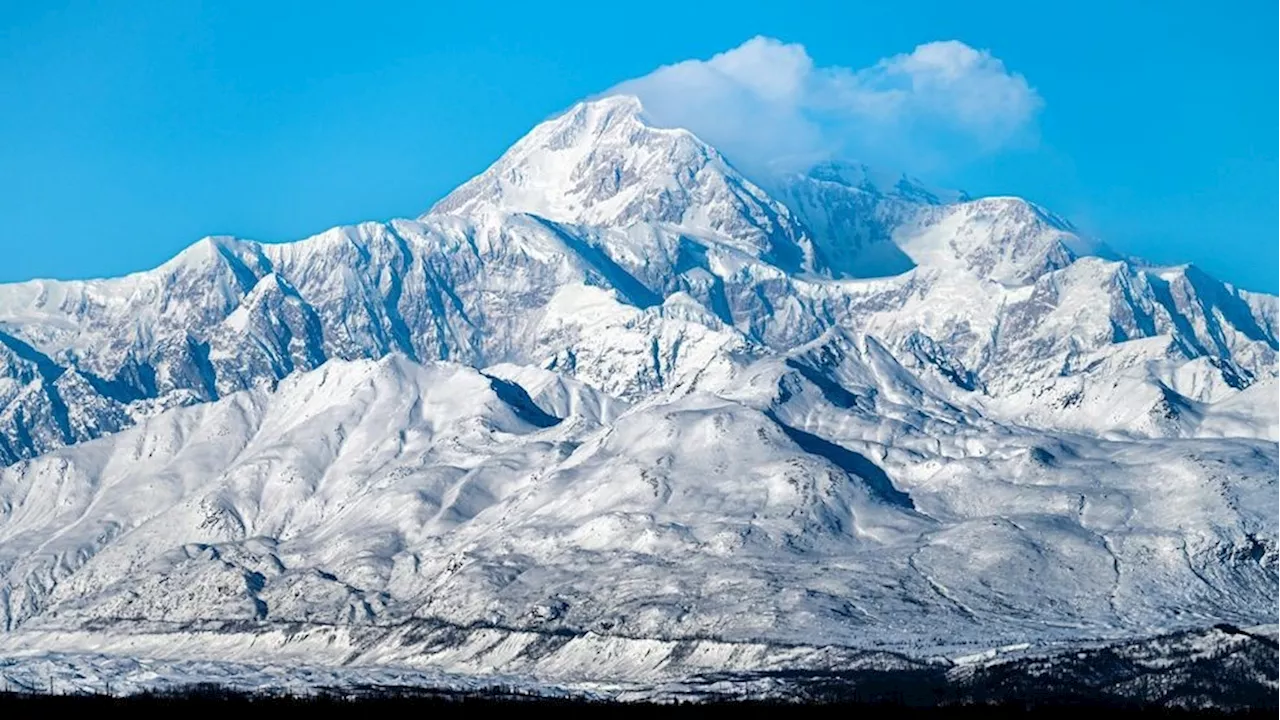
[1,1,1276,291]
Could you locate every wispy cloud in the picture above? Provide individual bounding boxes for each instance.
[608,36,1042,176]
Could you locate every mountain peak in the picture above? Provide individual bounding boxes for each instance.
[428,94,688,221]
[891,196,1119,285]
[802,161,968,206]
[517,94,656,156]
[428,95,822,274]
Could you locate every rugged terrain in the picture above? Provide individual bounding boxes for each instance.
[0,95,1275,705]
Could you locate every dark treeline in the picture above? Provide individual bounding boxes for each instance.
[0,686,1274,719]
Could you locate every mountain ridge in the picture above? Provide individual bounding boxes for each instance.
[0,95,1273,457]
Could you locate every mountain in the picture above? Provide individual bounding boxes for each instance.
[0,94,1275,702]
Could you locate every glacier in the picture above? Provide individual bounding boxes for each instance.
[0,93,1275,703]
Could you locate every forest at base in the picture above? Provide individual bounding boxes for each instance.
[0,681,1275,719]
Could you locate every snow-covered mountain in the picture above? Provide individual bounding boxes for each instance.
[0,94,1275,700]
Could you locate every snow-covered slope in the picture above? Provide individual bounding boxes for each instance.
[0,93,1274,697]
[0,354,1274,662]
[765,161,959,279]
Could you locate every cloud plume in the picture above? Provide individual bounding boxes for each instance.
[608,37,1042,176]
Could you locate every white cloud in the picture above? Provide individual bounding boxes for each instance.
[608,37,1042,176]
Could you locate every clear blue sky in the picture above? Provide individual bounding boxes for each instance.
[2,1,1276,291]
